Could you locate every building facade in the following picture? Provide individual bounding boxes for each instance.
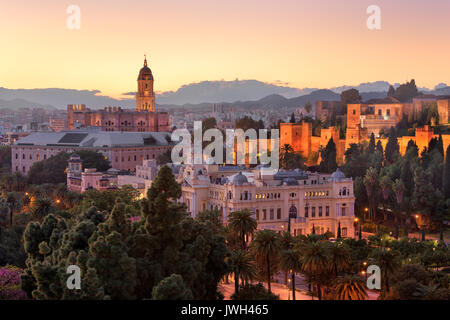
[67,58,170,132]
[178,164,356,237]
[11,129,172,174]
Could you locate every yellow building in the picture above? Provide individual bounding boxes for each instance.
[178,164,356,238]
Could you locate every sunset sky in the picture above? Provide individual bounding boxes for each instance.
[1,0,449,99]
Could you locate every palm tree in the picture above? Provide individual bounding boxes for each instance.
[300,242,329,300]
[328,242,350,277]
[393,179,407,232]
[392,179,405,207]
[31,198,54,220]
[280,249,302,300]
[414,283,440,300]
[363,167,379,221]
[372,249,401,294]
[280,144,294,168]
[379,176,392,221]
[279,231,294,285]
[334,275,368,300]
[228,210,257,250]
[228,249,257,295]
[252,230,281,294]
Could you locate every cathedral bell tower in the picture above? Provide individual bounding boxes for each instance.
[136,56,155,112]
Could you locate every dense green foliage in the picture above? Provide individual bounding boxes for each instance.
[20,166,229,300]
[28,151,111,185]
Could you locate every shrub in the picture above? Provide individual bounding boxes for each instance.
[231,283,279,300]
[0,265,27,300]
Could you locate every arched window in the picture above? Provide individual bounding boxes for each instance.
[289,205,298,219]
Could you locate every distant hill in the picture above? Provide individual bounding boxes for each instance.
[156,80,305,105]
[0,80,446,111]
[330,81,391,94]
[0,98,56,110]
[0,87,135,110]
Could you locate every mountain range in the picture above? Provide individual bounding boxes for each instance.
[0,80,449,111]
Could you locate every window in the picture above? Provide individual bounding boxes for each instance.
[326,206,330,216]
[342,227,348,237]
[256,209,260,221]
[270,209,274,220]
[305,207,309,218]
[342,207,347,216]
[277,208,281,220]
[378,109,382,116]
[312,207,316,217]
[15,153,18,159]
[263,209,267,220]
[319,206,322,217]
[352,109,356,115]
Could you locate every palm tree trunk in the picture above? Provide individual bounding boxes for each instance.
[292,273,296,300]
[317,284,322,300]
[234,270,239,295]
[266,254,271,293]
[385,277,389,293]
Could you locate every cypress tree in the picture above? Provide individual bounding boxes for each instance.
[385,127,399,163]
[443,145,450,199]
[290,113,296,123]
[368,133,376,154]
[401,161,414,198]
[337,222,341,239]
[319,138,338,173]
[312,224,316,235]
[405,139,419,159]
[358,225,362,241]
[376,140,384,155]
[437,134,444,157]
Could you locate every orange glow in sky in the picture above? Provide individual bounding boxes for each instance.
[1,0,449,99]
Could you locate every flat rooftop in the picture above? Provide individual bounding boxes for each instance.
[13,130,172,148]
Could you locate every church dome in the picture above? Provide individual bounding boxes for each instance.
[138,57,154,81]
[331,168,346,181]
[232,172,248,186]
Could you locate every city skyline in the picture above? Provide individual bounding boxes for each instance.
[1,0,449,99]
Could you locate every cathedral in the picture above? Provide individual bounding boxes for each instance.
[67,57,170,132]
